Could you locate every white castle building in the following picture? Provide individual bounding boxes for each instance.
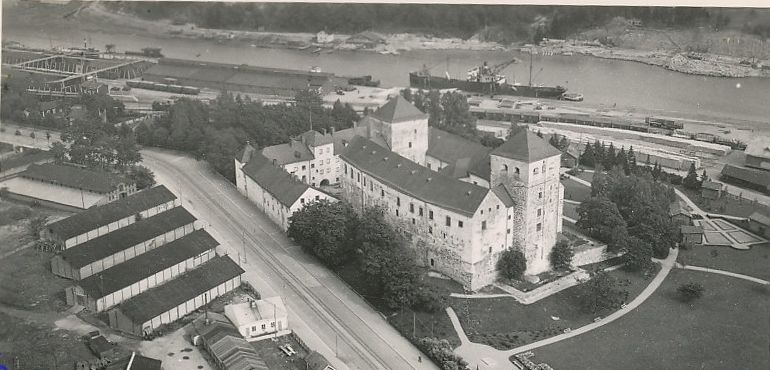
[243,96,564,290]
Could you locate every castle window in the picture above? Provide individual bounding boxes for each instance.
[381,189,385,197]
[429,226,433,234]
[539,192,543,199]
[489,247,492,253]
[397,197,401,206]
[412,218,415,225]
[336,177,339,182]
[419,207,423,216]
[429,210,434,220]
[311,163,315,169]
[537,208,542,216]
[396,209,399,216]
[408,142,412,148]
[481,210,484,215]
[414,129,417,134]
[515,167,520,175]
[344,164,347,174]
[410,203,414,213]
[302,165,306,170]
[458,221,463,228]
[482,221,487,230]
[370,182,373,191]
[537,223,542,231]
[300,198,305,204]
[533,167,538,174]
[508,215,511,220]
[315,195,320,201]
[428,163,432,169]
[357,173,360,182]
[503,164,508,172]
[446,216,451,226]
[507,228,511,234]
[496,205,500,210]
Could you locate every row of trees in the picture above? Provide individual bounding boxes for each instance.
[109,2,731,44]
[136,90,358,181]
[579,140,637,174]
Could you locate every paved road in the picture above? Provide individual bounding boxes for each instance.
[142,149,436,370]
[0,122,62,150]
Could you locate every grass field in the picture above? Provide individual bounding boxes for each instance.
[678,186,770,219]
[533,269,770,369]
[678,243,770,281]
[450,266,658,350]
[562,178,592,203]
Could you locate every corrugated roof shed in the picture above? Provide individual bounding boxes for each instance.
[116,256,244,324]
[701,180,724,191]
[211,336,268,370]
[105,353,162,370]
[59,207,197,269]
[47,185,176,240]
[721,164,770,188]
[370,95,428,123]
[341,136,489,217]
[21,163,131,193]
[241,153,311,208]
[492,129,562,163]
[77,230,218,298]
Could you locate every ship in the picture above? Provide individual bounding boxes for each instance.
[409,54,569,100]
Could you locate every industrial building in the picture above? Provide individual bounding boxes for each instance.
[65,230,219,312]
[141,58,347,97]
[42,185,178,250]
[108,255,244,336]
[51,207,198,280]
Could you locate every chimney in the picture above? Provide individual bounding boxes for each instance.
[323,128,327,135]
[331,127,336,135]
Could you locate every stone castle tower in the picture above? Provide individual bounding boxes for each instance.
[489,129,564,275]
[360,95,429,165]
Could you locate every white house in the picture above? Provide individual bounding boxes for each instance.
[235,147,336,231]
[224,296,288,339]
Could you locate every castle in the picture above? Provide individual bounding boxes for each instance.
[245,96,564,290]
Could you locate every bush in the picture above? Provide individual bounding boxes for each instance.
[14,129,21,136]
[579,272,628,314]
[27,215,48,240]
[411,285,447,314]
[497,248,527,280]
[550,240,574,269]
[415,337,468,370]
[29,132,36,139]
[677,282,705,302]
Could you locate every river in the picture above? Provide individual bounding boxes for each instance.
[4,6,770,126]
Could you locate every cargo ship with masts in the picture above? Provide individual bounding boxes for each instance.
[409,53,572,100]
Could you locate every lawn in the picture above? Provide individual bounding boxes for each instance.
[334,261,463,347]
[562,202,579,221]
[0,311,96,369]
[532,269,770,370]
[562,178,592,203]
[449,265,659,350]
[571,170,595,184]
[251,333,309,370]
[678,243,770,281]
[0,242,72,313]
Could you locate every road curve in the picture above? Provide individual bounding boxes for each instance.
[142,149,436,370]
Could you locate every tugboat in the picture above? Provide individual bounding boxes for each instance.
[409,53,569,100]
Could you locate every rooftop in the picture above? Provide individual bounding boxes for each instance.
[491,128,562,163]
[745,138,770,160]
[116,256,244,324]
[681,225,704,234]
[721,164,770,188]
[370,95,428,123]
[241,153,312,208]
[21,163,132,193]
[300,129,334,147]
[341,136,490,217]
[209,336,268,370]
[105,353,162,370]
[261,140,314,166]
[77,230,218,298]
[225,296,287,327]
[59,207,197,269]
[46,185,176,240]
[701,180,724,191]
[237,143,257,164]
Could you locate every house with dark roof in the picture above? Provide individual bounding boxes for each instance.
[700,180,724,200]
[42,185,178,250]
[51,207,198,280]
[669,200,692,226]
[744,138,770,171]
[108,255,244,336]
[425,127,492,186]
[65,229,218,312]
[105,352,163,370]
[235,150,335,231]
[0,163,137,210]
[680,225,704,246]
[193,312,269,370]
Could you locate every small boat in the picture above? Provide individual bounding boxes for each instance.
[561,93,583,102]
[311,48,323,54]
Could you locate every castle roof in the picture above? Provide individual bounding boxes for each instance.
[491,129,561,163]
[237,143,257,164]
[341,136,490,217]
[428,127,492,180]
[300,129,334,147]
[370,95,428,123]
[261,140,314,165]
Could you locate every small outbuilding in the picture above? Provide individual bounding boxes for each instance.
[224,296,288,339]
[700,180,724,200]
[747,211,770,239]
[680,225,704,246]
[669,200,692,226]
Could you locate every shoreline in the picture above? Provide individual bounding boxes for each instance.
[79,4,768,80]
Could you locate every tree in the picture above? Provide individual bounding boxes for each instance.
[576,196,629,251]
[479,133,504,148]
[622,236,654,272]
[683,162,701,190]
[411,285,447,313]
[548,134,560,148]
[603,142,617,170]
[580,144,596,167]
[536,129,544,138]
[677,282,705,302]
[126,165,156,190]
[497,248,527,280]
[415,337,468,370]
[27,215,48,240]
[616,146,629,174]
[550,239,574,269]
[700,170,709,183]
[287,200,357,267]
[381,252,420,309]
[579,272,628,314]
[50,142,68,163]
